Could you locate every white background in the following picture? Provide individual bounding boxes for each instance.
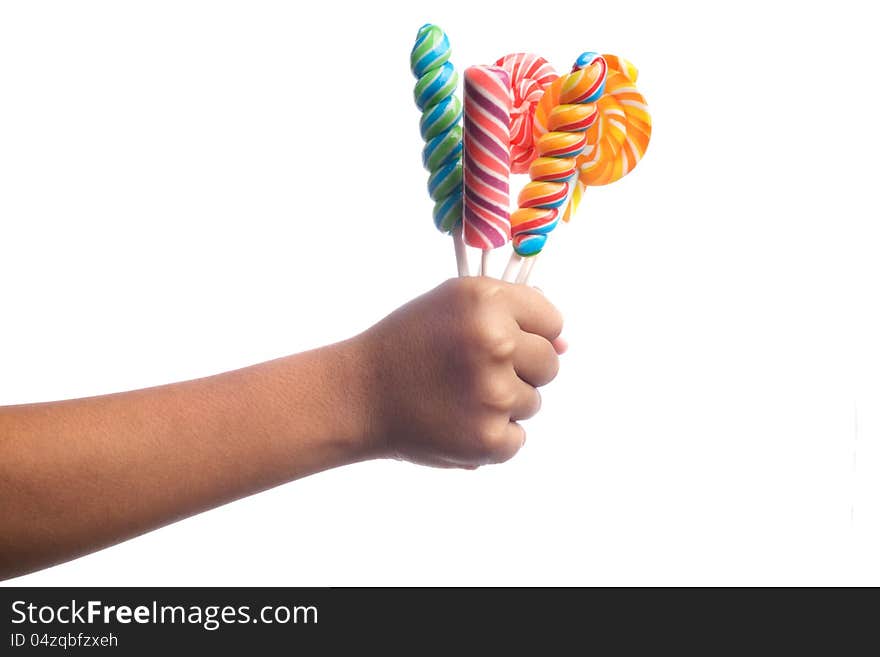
[1,0,878,585]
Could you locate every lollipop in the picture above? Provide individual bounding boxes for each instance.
[410,24,468,276]
[493,53,558,174]
[561,55,652,220]
[505,53,607,282]
[462,65,512,274]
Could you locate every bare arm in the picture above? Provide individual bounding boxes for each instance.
[0,339,379,580]
[0,278,564,580]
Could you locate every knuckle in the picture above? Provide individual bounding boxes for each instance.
[480,377,517,412]
[467,320,514,359]
[454,276,503,309]
[488,334,516,361]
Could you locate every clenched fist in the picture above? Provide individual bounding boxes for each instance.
[357,277,565,469]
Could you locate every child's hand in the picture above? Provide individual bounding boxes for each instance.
[359,278,564,469]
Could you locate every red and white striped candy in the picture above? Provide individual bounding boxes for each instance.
[462,65,512,249]
[494,53,558,174]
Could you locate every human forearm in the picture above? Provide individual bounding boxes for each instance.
[0,337,378,580]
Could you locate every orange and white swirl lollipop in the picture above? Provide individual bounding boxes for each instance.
[502,54,606,282]
[562,54,652,220]
[506,53,650,283]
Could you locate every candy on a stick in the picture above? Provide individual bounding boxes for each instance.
[568,55,651,217]
[462,65,512,275]
[543,54,651,221]
[410,24,468,276]
[494,53,558,174]
[512,53,650,283]
[506,53,607,282]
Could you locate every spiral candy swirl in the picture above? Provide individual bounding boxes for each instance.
[410,24,464,234]
[493,53,558,174]
[559,55,652,221]
[510,53,607,256]
[576,57,651,187]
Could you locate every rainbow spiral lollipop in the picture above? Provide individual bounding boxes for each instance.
[410,24,464,235]
[510,53,607,258]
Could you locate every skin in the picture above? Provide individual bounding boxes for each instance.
[0,278,564,580]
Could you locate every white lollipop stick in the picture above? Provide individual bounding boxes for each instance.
[502,252,522,282]
[519,254,539,284]
[515,255,535,284]
[480,249,491,277]
[453,224,470,277]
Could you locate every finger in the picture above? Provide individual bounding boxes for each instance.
[485,422,526,464]
[509,381,541,421]
[552,336,568,355]
[514,332,560,387]
[500,282,564,341]
[527,287,566,356]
